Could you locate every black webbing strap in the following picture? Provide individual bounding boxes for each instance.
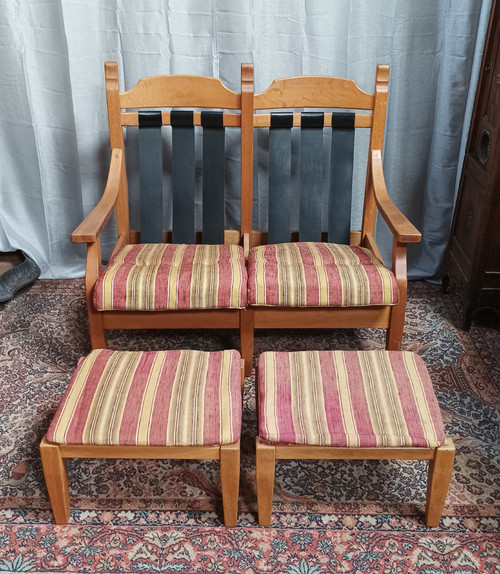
[171,110,195,243]
[201,111,225,244]
[268,113,293,244]
[138,111,163,243]
[299,112,324,242]
[328,112,355,244]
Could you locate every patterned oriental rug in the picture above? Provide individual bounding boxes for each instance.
[0,280,498,573]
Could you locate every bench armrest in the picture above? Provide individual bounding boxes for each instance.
[72,149,123,243]
[371,150,421,244]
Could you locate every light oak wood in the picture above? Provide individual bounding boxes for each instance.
[101,309,242,330]
[371,151,421,243]
[252,306,391,329]
[240,308,254,376]
[119,74,240,110]
[72,149,123,243]
[361,65,389,240]
[241,63,254,238]
[220,442,241,527]
[40,437,70,525]
[425,438,456,527]
[254,76,374,110]
[40,436,240,527]
[104,63,130,240]
[255,439,276,526]
[256,436,455,527]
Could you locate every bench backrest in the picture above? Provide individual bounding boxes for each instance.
[240,64,389,247]
[105,62,242,245]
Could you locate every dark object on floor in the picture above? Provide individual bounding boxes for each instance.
[0,251,40,303]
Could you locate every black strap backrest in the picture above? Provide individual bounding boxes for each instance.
[137,110,226,244]
[328,112,355,244]
[138,111,163,243]
[268,113,293,244]
[268,111,355,244]
[201,112,225,244]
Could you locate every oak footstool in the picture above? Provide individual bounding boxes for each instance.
[40,349,243,527]
[256,350,455,527]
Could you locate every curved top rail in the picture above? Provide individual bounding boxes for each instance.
[119,75,240,109]
[254,76,374,111]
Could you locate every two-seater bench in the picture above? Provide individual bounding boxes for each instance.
[72,63,420,377]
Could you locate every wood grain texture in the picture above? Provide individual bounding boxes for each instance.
[425,438,455,527]
[254,76,374,110]
[72,149,123,243]
[42,436,242,527]
[119,74,240,110]
[40,437,70,525]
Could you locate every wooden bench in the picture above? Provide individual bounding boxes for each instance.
[40,349,244,527]
[255,350,454,527]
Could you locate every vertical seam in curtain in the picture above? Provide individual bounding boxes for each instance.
[211,0,219,78]
[16,3,51,266]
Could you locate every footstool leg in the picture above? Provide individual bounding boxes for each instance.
[256,438,276,526]
[220,442,240,527]
[425,438,455,527]
[39,436,70,524]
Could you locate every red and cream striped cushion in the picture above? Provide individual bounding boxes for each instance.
[93,243,247,311]
[47,349,242,447]
[258,350,445,448]
[248,242,399,307]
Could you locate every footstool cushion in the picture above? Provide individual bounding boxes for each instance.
[258,350,445,448]
[47,349,242,447]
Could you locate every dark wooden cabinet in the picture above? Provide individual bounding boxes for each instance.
[444,0,500,328]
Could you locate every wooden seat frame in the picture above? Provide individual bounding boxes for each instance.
[72,63,251,357]
[40,360,245,527]
[238,64,422,374]
[256,436,455,527]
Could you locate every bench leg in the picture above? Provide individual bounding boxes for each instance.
[88,307,106,349]
[386,301,405,350]
[425,438,455,527]
[220,442,240,527]
[240,309,254,376]
[256,438,276,526]
[40,436,70,524]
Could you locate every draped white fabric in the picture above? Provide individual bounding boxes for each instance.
[0,0,491,279]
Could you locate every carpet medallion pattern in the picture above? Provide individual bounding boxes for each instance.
[0,280,498,573]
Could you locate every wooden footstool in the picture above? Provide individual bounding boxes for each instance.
[40,349,243,527]
[256,350,455,527]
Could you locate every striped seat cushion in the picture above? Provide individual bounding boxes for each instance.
[47,349,242,447]
[248,242,398,307]
[258,350,446,448]
[93,243,247,311]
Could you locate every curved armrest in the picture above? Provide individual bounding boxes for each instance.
[371,150,421,244]
[72,149,123,243]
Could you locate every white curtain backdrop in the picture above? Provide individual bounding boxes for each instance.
[0,0,491,279]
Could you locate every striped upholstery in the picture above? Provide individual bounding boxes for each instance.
[258,350,446,448]
[93,244,247,311]
[47,349,242,447]
[248,242,399,307]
